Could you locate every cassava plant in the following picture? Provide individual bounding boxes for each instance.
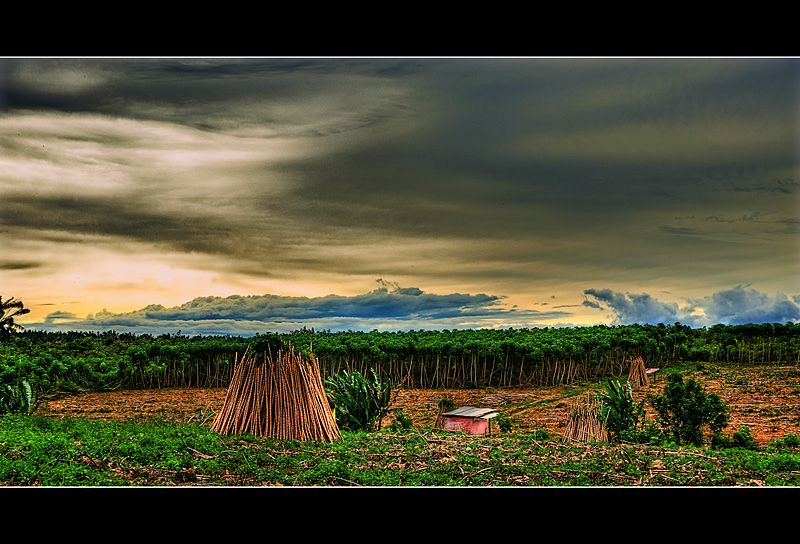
[324,369,392,432]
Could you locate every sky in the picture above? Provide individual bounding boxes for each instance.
[1,57,799,336]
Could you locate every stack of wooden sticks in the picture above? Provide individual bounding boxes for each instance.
[562,392,608,443]
[627,356,649,389]
[211,346,341,443]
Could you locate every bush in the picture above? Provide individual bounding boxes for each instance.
[324,369,392,432]
[765,453,800,473]
[769,433,800,450]
[784,434,800,447]
[388,408,413,432]
[650,372,729,446]
[531,429,550,441]
[712,425,759,450]
[495,412,513,433]
[621,420,662,445]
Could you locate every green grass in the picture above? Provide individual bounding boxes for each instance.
[1,414,799,486]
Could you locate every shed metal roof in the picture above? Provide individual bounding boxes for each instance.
[440,406,498,419]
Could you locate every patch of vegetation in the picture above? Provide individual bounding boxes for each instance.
[2,315,799,487]
[712,425,759,450]
[495,412,514,433]
[2,413,799,486]
[769,433,800,450]
[695,362,722,379]
[388,408,413,432]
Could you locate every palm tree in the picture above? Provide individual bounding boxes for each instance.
[0,296,31,336]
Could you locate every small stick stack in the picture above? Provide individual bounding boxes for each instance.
[627,356,649,389]
[211,346,340,443]
[434,398,455,429]
[562,392,608,443]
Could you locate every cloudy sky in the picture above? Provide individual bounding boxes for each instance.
[2,57,798,335]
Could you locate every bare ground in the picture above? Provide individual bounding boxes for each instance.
[35,364,800,446]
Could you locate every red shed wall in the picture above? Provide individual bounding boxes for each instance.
[441,416,489,435]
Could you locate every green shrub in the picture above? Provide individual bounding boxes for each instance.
[784,433,800,447]
[388,408,413,432]
[531,429,550,441]
[650,372,729,446]
[765,453,800,473]
[621,420,662,445]
[324,369,392,432]
[769,433,800,450]
[495,412,513,433]
[712,425,759,450]
[598,379,645,443]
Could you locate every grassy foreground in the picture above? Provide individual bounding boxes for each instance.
[1,414,799,486]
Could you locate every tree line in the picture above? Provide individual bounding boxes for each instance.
[2,322,799,397]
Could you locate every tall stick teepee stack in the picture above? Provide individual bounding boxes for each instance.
[627,356,649,389]
[211,346,340,443]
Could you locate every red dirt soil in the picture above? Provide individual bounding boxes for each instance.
[36,365,800,446]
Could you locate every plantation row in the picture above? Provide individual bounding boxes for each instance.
[2,322,799,397]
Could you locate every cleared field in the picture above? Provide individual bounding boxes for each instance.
[37,363,800,447]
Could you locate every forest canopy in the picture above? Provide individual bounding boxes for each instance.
[2,322,798,396]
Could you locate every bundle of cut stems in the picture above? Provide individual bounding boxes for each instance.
[627,356,649,389]
[211,346,340,443]
[562,392,608,443]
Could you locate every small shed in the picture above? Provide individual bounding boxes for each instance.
[439,406,499,435]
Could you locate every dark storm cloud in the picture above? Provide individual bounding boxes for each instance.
[5,59,797,245]
[1,58,433,273]
[0,260,40,270]
[583,288,688,325]
[2,57,799,333]
[584,286,800,326]
[1,58,420,136]
[27,282,574,335]
[729,178,800,194]
[689,286,800,325]
[147,283,504,321]
[3,193,238,254]
[264,58,800,254]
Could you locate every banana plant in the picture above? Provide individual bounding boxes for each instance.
[0,379,36,415]
[598,379,644,442]
[324,369,392,432]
